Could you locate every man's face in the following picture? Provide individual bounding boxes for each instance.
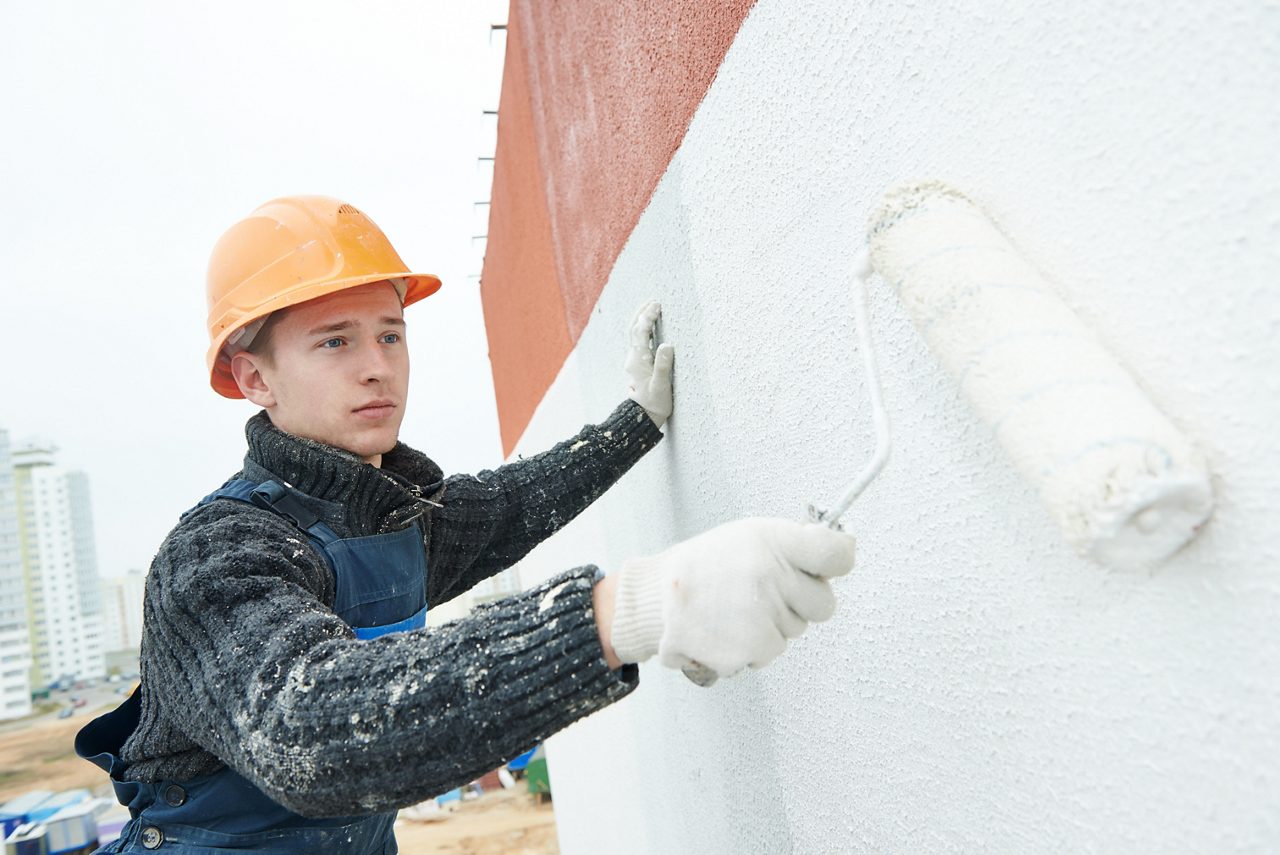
[234,281,409,465]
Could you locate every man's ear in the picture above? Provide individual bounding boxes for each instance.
[230,353,276,407]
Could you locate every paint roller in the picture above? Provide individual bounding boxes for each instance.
[851,180,1214,570]
[683,182,1213,687]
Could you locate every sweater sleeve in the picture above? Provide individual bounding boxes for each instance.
[126,501,637,818]
[426,399,662,605]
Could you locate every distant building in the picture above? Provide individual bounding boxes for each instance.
[99,569,145,653]
[11,441,105,687]
[469,566,521,606]
[0,430,32,720]
[422,568,521,628]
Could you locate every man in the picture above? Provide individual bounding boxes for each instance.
[76,196,855,853]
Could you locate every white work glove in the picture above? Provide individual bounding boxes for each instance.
[624,301,675,428]
[610,518,856,680]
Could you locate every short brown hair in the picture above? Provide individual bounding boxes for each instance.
[244,311,283,364]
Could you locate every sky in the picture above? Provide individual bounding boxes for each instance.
[0,1,510,577]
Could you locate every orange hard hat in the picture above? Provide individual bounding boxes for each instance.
[205,195,442,398]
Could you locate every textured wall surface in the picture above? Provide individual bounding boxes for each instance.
[481,0,755,453]
[505,0,1280,851]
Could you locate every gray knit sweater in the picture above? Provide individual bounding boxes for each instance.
[119,399,661,818]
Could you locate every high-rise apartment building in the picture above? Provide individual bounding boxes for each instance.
[100,568,146,653]
[0,430,32,720]
[11,441,105,688]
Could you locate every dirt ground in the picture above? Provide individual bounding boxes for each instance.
[394,789,559,855]
[0,709,111,800]
[0,710,559,854]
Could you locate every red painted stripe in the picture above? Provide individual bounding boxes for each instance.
[481,25,573,455]
[482,0,756,453]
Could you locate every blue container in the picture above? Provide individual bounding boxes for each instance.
[4,821,48,855]
[0,790,54,839]
[45,798,107,854]
[27,790,89,824]
[507,745,538,772]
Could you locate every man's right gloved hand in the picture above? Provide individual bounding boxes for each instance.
[609,518,856,680]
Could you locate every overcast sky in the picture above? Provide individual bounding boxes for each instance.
[0,1,509,577]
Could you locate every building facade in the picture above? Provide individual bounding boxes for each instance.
[480,1,1280,852]
[0,430,32,720]
[12,442,105,688]
[99,569,145,654]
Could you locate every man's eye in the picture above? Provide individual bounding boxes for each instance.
[321,338,344,349]
[381,333,401,344]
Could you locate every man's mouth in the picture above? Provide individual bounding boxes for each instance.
[353,400,396,420]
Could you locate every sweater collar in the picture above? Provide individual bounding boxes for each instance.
[242,411,444,531]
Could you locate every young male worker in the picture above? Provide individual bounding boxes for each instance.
[76,196,856,853]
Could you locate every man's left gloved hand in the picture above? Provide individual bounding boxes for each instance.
[625,301,675,428]
[608,518,856,680]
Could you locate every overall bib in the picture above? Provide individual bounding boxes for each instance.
[76,479,429,854]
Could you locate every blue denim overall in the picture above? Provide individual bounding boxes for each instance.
[76,478,429,853]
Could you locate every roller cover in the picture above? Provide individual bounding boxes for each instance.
[867,181,1213,569]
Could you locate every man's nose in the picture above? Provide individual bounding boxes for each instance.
[359,341,394,382]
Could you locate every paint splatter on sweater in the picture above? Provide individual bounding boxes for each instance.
[117,399,662,818]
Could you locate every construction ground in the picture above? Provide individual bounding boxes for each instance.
[0,706,558,854]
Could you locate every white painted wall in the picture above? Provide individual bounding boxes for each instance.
[510,0,1280,850]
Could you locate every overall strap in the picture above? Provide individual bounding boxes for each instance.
[189,478,342,548]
